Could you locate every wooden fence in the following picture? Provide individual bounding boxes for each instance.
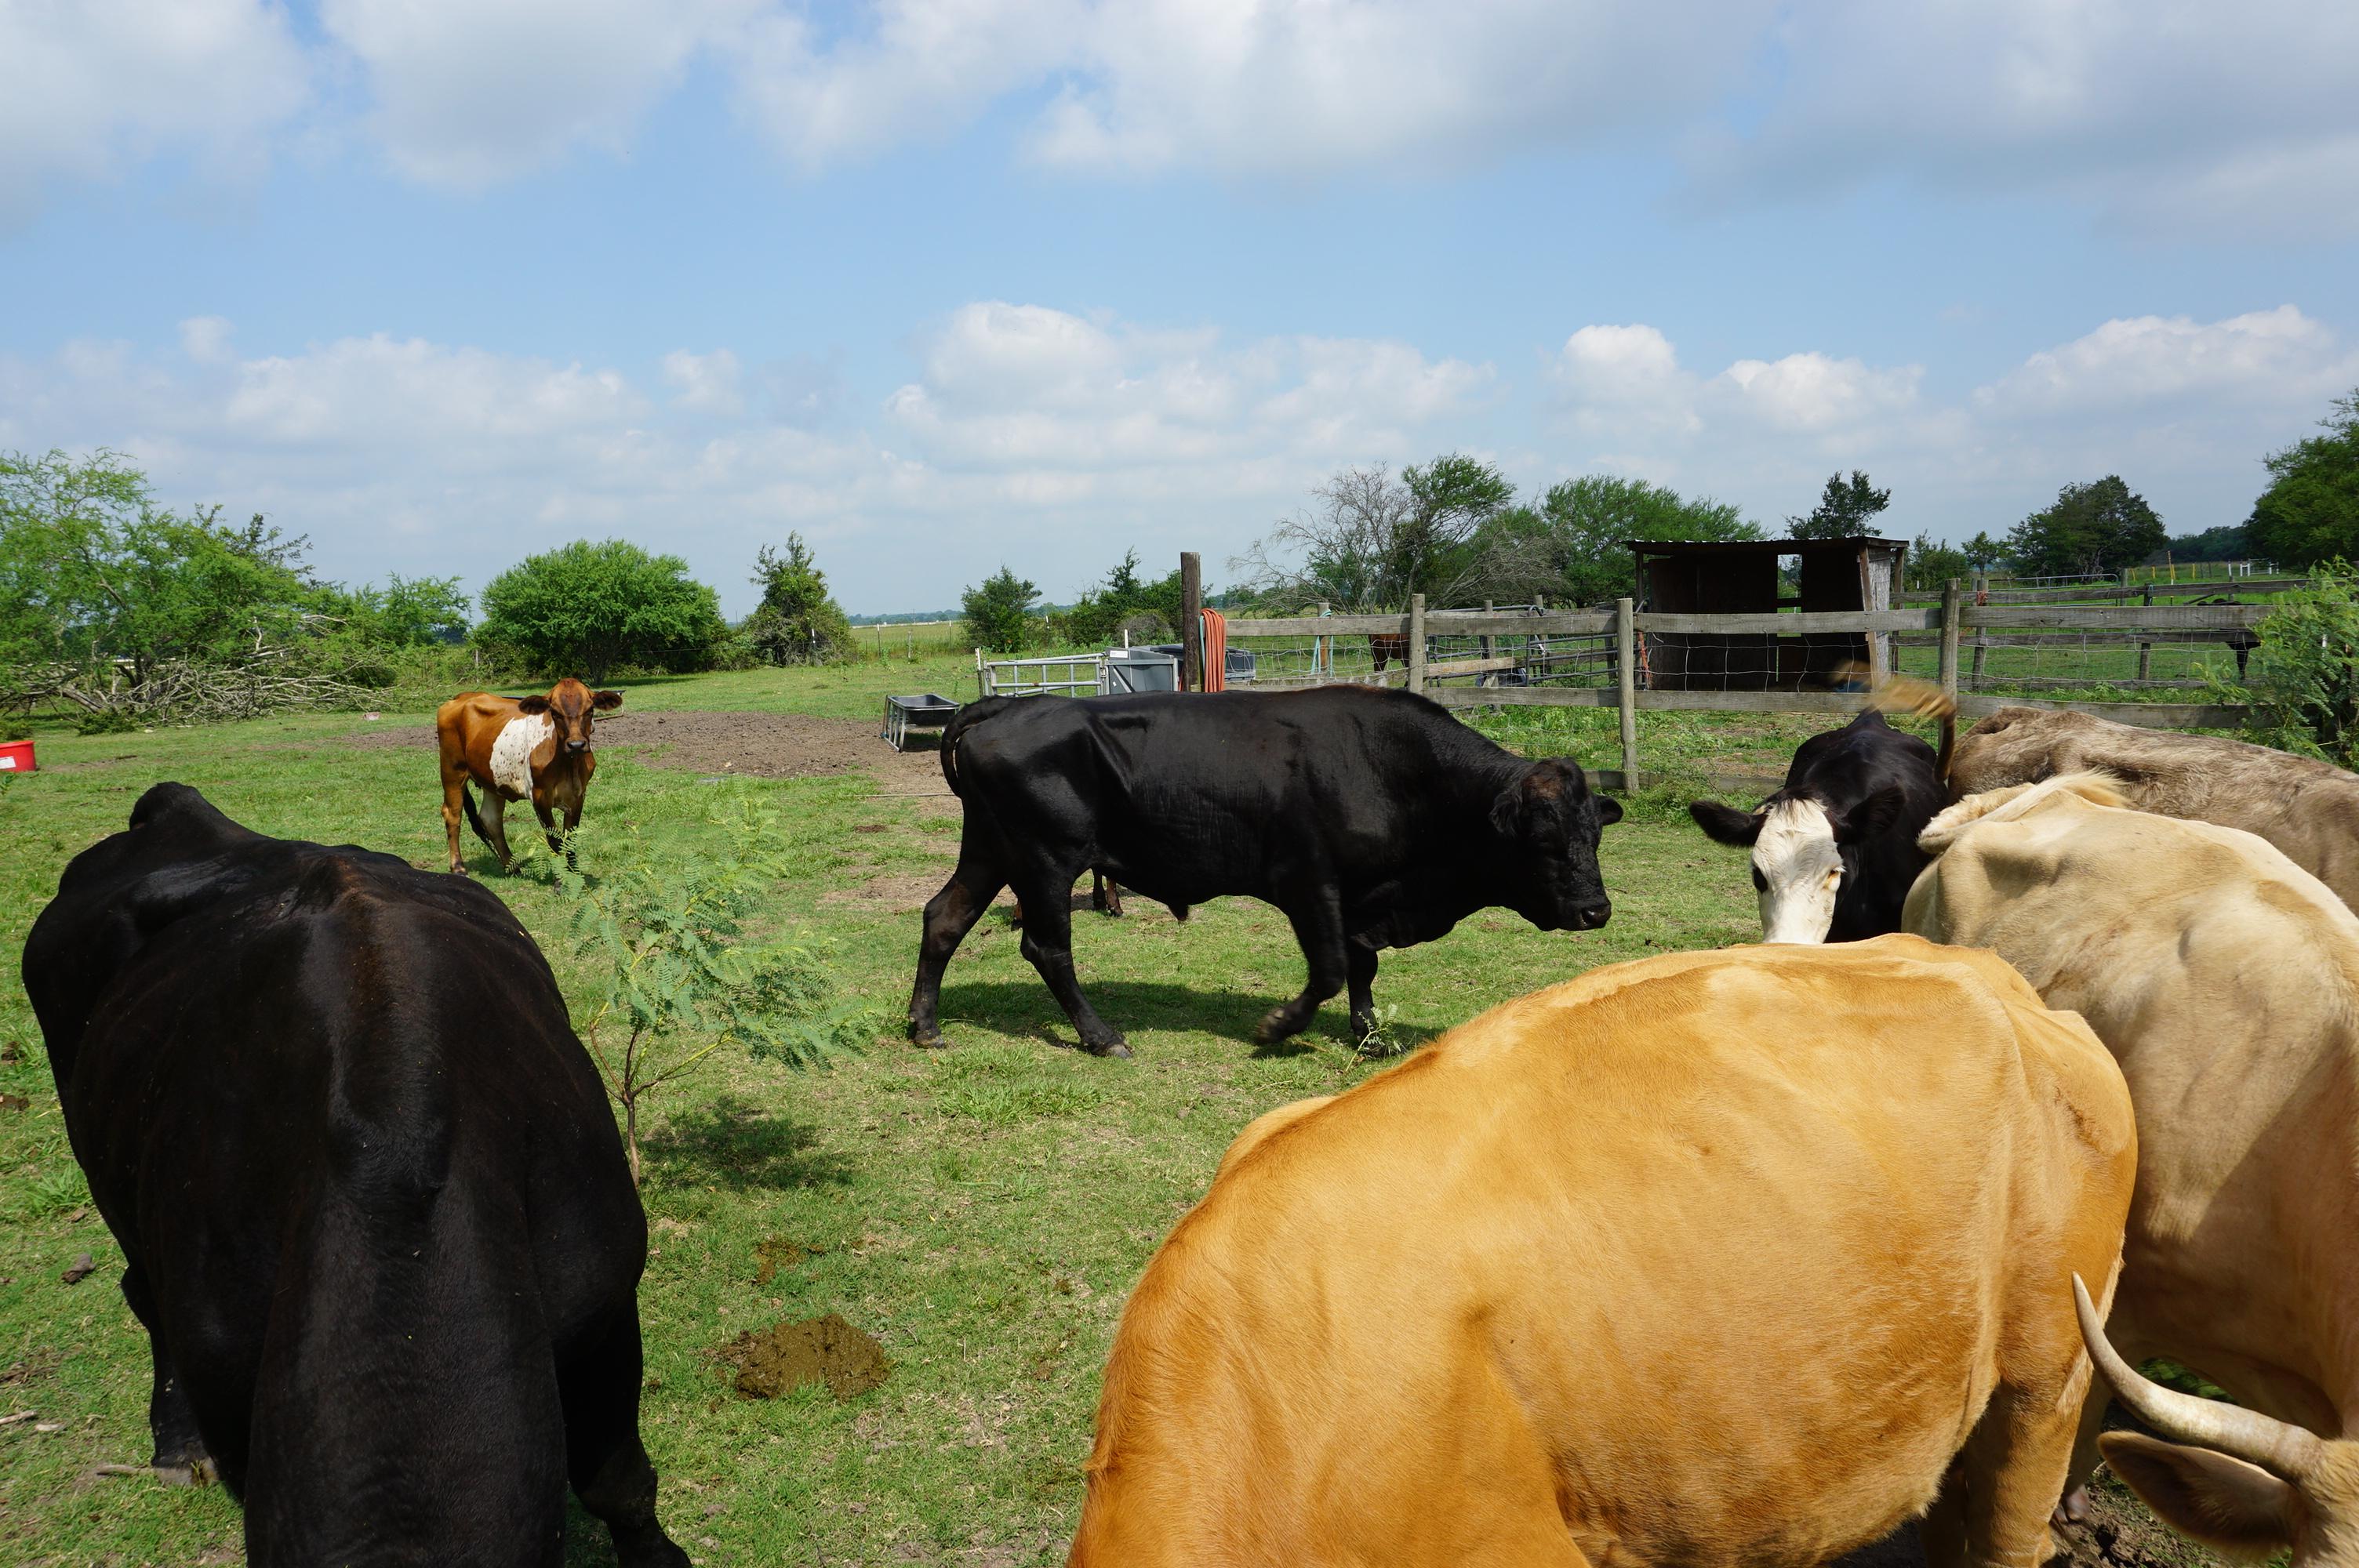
[1220,586,2272,791]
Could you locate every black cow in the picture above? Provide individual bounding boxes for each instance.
[907,687,1621,1058]
[21,785,686,1568]
[1688,705,1950,943]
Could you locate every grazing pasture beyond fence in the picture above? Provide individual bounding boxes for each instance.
[1216,585,2274,791]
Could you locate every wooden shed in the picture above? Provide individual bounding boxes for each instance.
[1627,536,1906,691]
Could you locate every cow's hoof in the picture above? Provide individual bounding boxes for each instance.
[2052,1486,2092,1528]
[154,1455,216,1488]
[1254,1008,1302,1045]
[448,865,471,878]
[1082,1034,1132,1059]
[909,1027,948,1051]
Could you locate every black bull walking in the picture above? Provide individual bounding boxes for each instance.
[908,686,1622,1058]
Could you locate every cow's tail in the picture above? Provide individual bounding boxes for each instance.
[1854,668,1958,787]
[459,783,496,848]
[939,695,1019,798]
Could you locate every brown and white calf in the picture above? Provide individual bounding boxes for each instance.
[437,680,620,873]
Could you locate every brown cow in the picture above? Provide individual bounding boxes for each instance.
[1906,775,2359,1551]
[1947,704,2359,909]
[1070,936,2137,1568]
[437,680,621,874]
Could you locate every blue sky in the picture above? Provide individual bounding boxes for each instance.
[5,2,2356,616]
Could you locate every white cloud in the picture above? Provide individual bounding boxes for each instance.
[1978,306,2359,418]
[1,306,1494,610]
[1543,307,2354,537]
[661,349,747,418]
[179,316,237,365]
[1706,0,2359,238]
[318,0,760,187]
[0,0,309,224]
[8,0,2354,238]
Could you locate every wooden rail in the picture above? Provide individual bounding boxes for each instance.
[1222,587,2272,779]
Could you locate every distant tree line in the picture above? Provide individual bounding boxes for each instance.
[1,448,868,728]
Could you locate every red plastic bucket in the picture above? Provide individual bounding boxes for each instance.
[0,739,35,773]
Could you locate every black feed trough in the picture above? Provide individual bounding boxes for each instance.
[881,692,961,751]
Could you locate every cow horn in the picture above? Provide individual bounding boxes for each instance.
[2072,1275,2324,1483]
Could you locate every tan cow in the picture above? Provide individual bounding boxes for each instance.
[1948,704,2359,909]
[436,679,620,874]
[1070,936,2136,1568]
[1906,775,2359,1562]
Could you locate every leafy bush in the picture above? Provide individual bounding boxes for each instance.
[476,539,729,682]
[561,797,877,1182]
[962,565,1041,653]
[2214,562,2359,766]
[1045,550,1184,648]
[744,533,854,665]
[2247,387,2359,569]
[1,448,456,727]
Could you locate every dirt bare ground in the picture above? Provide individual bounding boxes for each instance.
[1832,1480,2223,1568]
[341,708,949,787]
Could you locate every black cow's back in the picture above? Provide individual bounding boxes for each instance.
[24,784,645,1565]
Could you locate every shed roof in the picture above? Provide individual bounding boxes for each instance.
[1623,536,1906,556]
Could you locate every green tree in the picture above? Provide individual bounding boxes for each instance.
[962,565,1041,653]
[1049,550,1188,647]
[1903,532,1971,592]
[1486,474,1762,605]
[2246,388,2359,569]
[319,574,471,648]
[476,539,729,682]
[1962,532,2006,570]
[1787,470,1892,540]
[2005,476,2166,577]
[1237,455,1521,609]
[562,795,872,1182]
[2161,524,2253,564]
[2,449,322,677]
[743,532,852,665]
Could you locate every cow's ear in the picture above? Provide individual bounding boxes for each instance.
[1689,800,1764,847]
[2095,1433,2298,1559]
[1489,783,1526,837]
[1595,797,1623,827]
[516,695,551,715]
[1836,783,1907,843]
[592,689,623,710]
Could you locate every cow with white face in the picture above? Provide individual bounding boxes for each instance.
[1691,707,1949,943]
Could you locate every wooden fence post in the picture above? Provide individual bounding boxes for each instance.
[1407,594,1427,695]
[1481,601,1494,662]
[1180,552,1202,691]
[1939,579,1961,701]
[1969,572,1988,684]
[1316,600,1330,676]
[2136,583,2154,681]
[1616,597,1639,791]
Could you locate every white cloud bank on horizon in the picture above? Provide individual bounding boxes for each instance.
[5,1,2355,238]
[5,301,2350,614]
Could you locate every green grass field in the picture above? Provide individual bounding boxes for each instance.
[0,655,1768,1566]
[0,659,2218,1566]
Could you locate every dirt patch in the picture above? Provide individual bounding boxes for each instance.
[821,869,954,913]
[752,1236,823,1285]
[1832,1479,2225,1567]
[340,709,932,783]
[711,1312,891,1400]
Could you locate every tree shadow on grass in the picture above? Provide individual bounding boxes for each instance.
[930,980,1443,1060]
[641,1094,855,1192]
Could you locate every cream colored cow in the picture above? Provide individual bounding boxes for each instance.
[1948,704,2359,910]
[1906,775,2359,1563]
[1070,937,2135,1568]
